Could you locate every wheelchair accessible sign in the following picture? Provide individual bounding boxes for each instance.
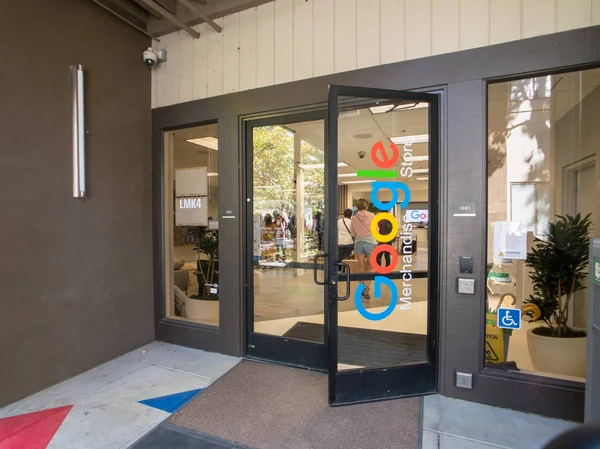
[497,308,521,330]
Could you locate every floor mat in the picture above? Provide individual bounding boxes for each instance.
[283,321,427,367]
[169,360,422,449]
[131,422,253,449]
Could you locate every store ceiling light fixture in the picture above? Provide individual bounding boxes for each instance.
[369,102,429,114]
[407,155,429,162]
[186,137,218,150]
[299,162,348,169]
[390,134,429,145]
[338,173,358,178]
[416,177,429,181]
[342,179,374,184]
[207,172,218,177]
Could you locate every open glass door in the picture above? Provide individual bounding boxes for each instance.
[326,85,440,405]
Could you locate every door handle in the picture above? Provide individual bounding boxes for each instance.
[335,262,351,300]
[313,253,327,285]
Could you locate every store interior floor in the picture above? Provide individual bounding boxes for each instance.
[173,245,584,383]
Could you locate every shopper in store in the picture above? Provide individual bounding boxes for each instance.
[337,209,354,264]
[376,217,394,268]
[350,199,377,300]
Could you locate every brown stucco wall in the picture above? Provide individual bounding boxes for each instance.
[0,0,153,405]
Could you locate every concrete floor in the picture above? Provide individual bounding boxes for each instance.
[0,341,577,449]
[0,342,240,449]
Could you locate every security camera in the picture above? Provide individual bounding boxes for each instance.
[143,47,167,67]
[358,151,366,159]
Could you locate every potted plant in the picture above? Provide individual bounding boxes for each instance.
[185,226,219,321]
[521,213,592,378]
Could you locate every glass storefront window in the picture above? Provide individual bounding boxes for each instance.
[164,123,219,327]
[486,68,600,382]
[251,120,326,340]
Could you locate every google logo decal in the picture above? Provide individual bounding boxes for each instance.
[354,138,416,321]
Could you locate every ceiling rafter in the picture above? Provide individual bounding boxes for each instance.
[132,0,200,38]
[91,0,275,40]
[177,0,222,33]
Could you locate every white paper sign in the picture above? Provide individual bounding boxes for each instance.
[493,221,528,260]
[176,167,207,196]
[176,197,208,226]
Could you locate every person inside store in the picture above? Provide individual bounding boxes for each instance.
[261,214,276,261]
[376,217,394,268]
[350,199,377,300]
[337,209,354,267]
[314,211,324,251]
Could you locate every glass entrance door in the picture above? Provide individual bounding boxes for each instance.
[246,111,330,370]
[326,85,440,404]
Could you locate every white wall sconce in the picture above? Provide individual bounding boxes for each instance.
[71,64,86,198]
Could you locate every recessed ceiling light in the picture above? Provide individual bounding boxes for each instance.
[207,172,218,177]
[338,173,358,178]
[299,162,348,169]
[407,156,429,162]
[390,134,429,145]
[353,133,373,139]
[186,137,218,150]
[416,177,429,181]
[342,179,374,184]
[369,105,395,114]
[369,102,429,114]
[393,102,429,111]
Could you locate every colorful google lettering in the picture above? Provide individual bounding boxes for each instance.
[354,138,415,321]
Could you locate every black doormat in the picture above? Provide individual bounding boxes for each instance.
[283,321,427,367]
[132,422,254,449]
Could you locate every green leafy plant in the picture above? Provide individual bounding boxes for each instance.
[523,213,592,338]
[191,226,219,300]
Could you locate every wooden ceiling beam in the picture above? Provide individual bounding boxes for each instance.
[177,0,222,32]
[132,0,200,38]
[148,0,274,36]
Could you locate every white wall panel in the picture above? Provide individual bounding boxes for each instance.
[293,0,314,80]
[334,0,357,73]
[432,0,459,55]
[523,0,556,38]
[178,31,194,102]
[151,0,598,108]
[356,0,380,69]
[405,0,431,60]
[207,18,224,98]
[490,0,522,44]
[256,3,275,88]
[223,13,240,93]
[239,9,257,92]
[313,0,335,76]
[557,0,592,31]
[192,24,208,100]
[163,32,179,106]
[460,0,490,50]
[274,0,294,84]
[380,0,405,64]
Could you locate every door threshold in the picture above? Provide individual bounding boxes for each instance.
[243,355,327,373]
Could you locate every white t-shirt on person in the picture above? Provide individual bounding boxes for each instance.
[337,218,353,245]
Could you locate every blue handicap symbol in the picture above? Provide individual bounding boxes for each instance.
[497,307,521,330]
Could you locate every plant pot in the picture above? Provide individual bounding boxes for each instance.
[185,297,219,321]
[526,328,587,378]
